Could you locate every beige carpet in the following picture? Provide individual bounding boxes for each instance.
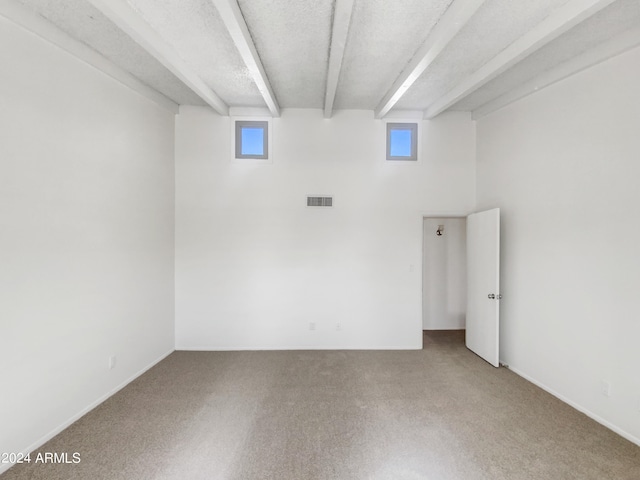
[3,331,639,479]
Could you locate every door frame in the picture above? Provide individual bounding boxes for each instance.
[420,212,470,343]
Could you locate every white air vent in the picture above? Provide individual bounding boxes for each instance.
[307,196,333,207]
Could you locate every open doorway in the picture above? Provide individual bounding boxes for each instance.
[422,217,466,348]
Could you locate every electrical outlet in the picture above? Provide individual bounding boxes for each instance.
[600,380,610,397]
[309,322,316,331]
[108,356,117,370]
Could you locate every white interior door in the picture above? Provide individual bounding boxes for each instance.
[466,208,500,367]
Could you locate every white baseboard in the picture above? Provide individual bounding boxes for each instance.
[175,345,420,351]
[508,365,640,447]
[0,349,175,476]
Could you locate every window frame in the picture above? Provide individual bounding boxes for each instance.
[235,120,269,160]
[386,122,418,161]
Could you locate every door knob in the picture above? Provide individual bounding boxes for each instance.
[488,294,503,300]
[488,294,495,299]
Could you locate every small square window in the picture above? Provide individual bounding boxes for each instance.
[235,121,268,159]
[386,123,417,161]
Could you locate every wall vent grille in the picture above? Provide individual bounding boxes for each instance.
[307,196,333,207]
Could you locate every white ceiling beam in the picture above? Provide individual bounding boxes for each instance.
[0,1,179,113]
[472,24,640,120]
[324,0,355,119]
[374,0,486,119]
[211,0,280,117]
[424,0,617,119]
[87,0,229,115]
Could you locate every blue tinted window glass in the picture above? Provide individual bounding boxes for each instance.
[390,129,412,157]
[241,127,264,155]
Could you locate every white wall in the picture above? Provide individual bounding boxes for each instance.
[476,45,640,444]
[422,218,466,330]
[0,17,175,469]
[175,108,475,350]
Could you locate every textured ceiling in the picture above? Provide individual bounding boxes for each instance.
[238,0,334,108]
[14,0,206,105]
[335,0,453,110]
[127,0,263,106]
[452,0,640,111]
[7,0,639,117]
[394,0,571,110]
